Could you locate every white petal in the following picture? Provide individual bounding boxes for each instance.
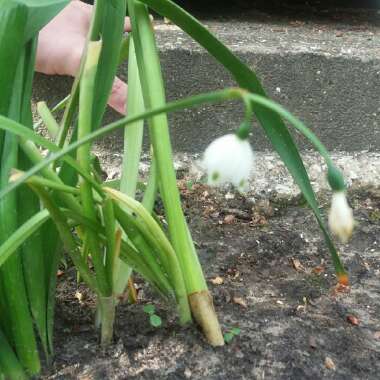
[202,134,254,188]
[328,191,354,243]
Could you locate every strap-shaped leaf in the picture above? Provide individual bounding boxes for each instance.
[0,35,41,375]
[0,3,27,116]
[92,0,127,129]
[0,210,50,268]
[0,329,26,380]
[16,0,69,42]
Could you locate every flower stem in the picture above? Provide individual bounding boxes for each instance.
[129,0,206,294]
[128,0,224,343]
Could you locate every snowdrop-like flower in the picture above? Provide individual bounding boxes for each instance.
[328,191,354,243]
[202,134,254,190]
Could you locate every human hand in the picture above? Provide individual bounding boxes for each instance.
[36,0,131,114]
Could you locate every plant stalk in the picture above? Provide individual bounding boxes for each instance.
[128,0,223,343]
[98,296,115,347]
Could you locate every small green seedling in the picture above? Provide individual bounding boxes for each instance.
[223,327,241,344]
[186,180,194,191]
[143,304,162,328]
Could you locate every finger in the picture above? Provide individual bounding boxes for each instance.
[124,15,153,32]
[74,0,93,29]
[55,38,84,76]
[124,17,132,32]
[63,1,93,34]
[35,32,84,76]
[108,77,128,115]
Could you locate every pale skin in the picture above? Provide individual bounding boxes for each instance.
[35,0,131,114]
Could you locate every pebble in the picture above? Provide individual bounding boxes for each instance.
[325,357,336,370]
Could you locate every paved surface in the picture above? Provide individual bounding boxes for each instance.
[32,7,380,153]
[93,147,380,198]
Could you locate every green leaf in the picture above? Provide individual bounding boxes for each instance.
[17,0,69,42]
[114,203,175,296]
[104,179,121,189]
[0,35,41,374]
[44,221,61,355]
[0,90,236,199]
[28,184,98,293]
[102,197,117,289]
[149,314,162,327]
[77,39,111,298]
[119,239,173,298]
[106,187,190,324]
[143,304,155,314]
[0,329,26,380]
[118,34,130,65]
[0,210,50,268]
[18,36,52,359]
[230,327,241,336]
[55,0,123,192]
[113,38,143,299]
[0,114,103,195]
[223,332,234,344]
[91,0,127,129]
[120,38,145,198]
[0,2,27,154]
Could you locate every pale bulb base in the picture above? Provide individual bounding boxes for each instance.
[189,290,224,346]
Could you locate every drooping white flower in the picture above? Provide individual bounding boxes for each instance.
[328,191,354,243]
[202,134,254,190]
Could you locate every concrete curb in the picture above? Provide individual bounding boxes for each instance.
[32,18,380,153]
[93,147,380,199]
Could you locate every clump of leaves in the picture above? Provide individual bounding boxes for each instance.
[223,327,241,343]
[143,304,162,328]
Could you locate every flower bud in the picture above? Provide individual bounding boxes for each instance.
[328,191,354,243]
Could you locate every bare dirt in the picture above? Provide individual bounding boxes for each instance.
[41,182,380,379]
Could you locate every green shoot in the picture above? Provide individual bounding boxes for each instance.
[143,304,163,328]
[223,327,241,344]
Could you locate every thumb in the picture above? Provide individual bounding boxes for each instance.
[108,76,128,115]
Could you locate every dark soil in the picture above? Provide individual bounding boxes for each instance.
[41,184,380,379]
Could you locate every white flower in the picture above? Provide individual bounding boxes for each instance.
[202,134,254,190]
[328,191,354,243]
